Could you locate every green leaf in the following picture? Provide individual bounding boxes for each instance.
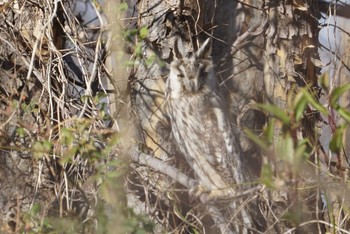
[145,53,156,66]
[11,99,19,108]
[125,59,136,66]
[294,139,310,170]
[276,133,294,164]
[295,143,307,161]
[293,92,308,122]
[16,127,25,137]
[244,128,269,151]
[330,83,350,108]
[329,125,345,153]
[94,92,108,105]
[301,88,328,115]
[60,145,79,164]
[60,128,74,145]
[338,107,350,123]
[281,207,302,225]
[30,203,41,216]
[42,140,52,152]
[123,28,139,42]
[134,43,142,57]
[319,73,330,92]
[258,103,290,125]
[260,164,275,189]
[80,95,90,102]
[265,119,275,145]
[118,2,128,11]
[139,27,148,39]
[32,141,52,159]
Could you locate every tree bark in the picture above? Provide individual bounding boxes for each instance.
[129,0,328,233]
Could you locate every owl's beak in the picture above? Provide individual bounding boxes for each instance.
[191,79,199,92]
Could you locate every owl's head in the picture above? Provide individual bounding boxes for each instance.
[166,38,215,98]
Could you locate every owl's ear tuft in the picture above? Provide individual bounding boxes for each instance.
[196,38,212,59]
[173,37,185,60]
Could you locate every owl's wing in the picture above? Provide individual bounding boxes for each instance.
[206,93,234,159]
[207,93,243,184]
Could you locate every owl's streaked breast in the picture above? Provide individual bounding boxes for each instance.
[165,37,243,193]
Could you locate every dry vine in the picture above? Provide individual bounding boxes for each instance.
[0,0,116,232]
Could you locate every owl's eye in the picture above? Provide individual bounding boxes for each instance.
[177,73,184,78]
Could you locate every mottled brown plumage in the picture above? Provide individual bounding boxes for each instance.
[165,38,243,200]
[165,38,268,233]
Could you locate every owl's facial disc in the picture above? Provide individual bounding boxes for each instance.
[179,60,206,93]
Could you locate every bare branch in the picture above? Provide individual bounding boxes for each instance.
[319,1,350,19]
[129,150,197,189]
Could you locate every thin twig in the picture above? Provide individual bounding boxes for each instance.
[283,220,350,234]
[130,150,196,188]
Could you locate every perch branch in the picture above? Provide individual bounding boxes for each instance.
[130,150,197,189]
[130,150,264,202]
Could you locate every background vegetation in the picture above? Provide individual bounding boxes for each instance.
[1,0,350,233]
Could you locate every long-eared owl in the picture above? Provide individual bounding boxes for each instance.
[165,38,244,199]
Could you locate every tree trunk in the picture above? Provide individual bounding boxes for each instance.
[263,1,322,232]
[2,0,350,233]
[129,0,328,233]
